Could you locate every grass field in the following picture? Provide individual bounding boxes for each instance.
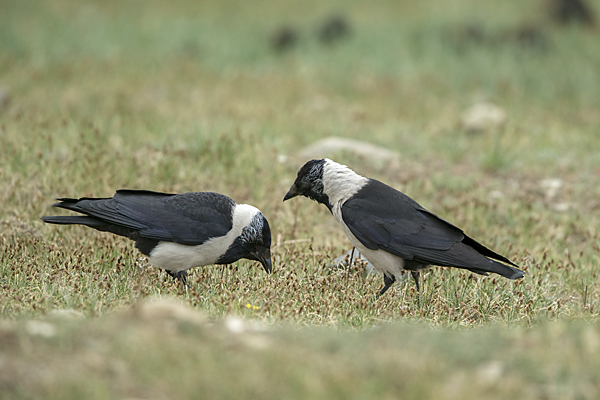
[1,0,600,398]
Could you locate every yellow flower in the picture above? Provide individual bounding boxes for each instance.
[245,303,260,310]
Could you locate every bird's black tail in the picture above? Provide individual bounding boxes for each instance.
[420,237,525,280]
[462,235,519,268]
[42,195,162,256]
[42,213,137,238]
[41,215,106,227]
[41,197,136,240]
[465,259,525,280]
[460,235,524,279]
[42,196,120,229]
[42,197,112,229]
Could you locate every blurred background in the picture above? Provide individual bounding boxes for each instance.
[2,0,600,248]
[2,0,598,178]
[2,0,600,301]
[2,1,600,398]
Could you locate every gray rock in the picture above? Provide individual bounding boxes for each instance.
[47,309,86,320]
[332,248,375,275]
[460,102,506,133]
[298,137,400,165]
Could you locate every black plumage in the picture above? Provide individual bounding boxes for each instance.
[284,159,524,296]
[42,190,272,286]
[341,180,523,283]
[44,190,233,248]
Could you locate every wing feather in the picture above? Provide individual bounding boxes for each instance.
[51,190,235,245]
[341,180,522,278]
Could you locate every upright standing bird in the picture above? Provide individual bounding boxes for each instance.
[283,159,524,296]
[42,190,272,286]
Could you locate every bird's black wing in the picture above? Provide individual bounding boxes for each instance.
[47,190,235,246]
[341,180,523,279]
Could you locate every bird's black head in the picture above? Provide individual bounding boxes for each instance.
[244,212,272,273]
[219,211,273,273]
[283,159,330,207]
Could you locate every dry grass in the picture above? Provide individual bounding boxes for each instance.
[1,298,600,399]
[2,0,600,398]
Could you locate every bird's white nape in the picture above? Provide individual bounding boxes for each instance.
[322,159,368,207]
[322,160,408,280]
[231,204,263,236]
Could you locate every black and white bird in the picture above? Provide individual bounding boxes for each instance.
[283,159,524,296]
[42,190,272,286]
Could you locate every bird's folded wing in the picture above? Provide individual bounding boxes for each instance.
[340,193,466,263]
[341,193,521,276]
[55,190,234,246]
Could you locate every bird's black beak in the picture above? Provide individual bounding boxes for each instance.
[283,184,299,202]
[255,248,273,274]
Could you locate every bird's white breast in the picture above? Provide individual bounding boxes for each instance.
[149,204,259,272]
[323,160,407,279]
[331,201,406,280]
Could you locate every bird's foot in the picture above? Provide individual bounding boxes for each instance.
[166,270,191,290]
[410,270,421,307]
[377,274,396,298]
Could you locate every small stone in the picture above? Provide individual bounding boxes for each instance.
[332,248,375,275]
[540,178,563,198]
[225,316,245,334]
[298,137,400,165]
[460,102,506,133]
[477,361,504,383]
[47,309,85,320]
[489,190,504,199]
[552,202,570,212]
[134,297,207,325]
[25,320,56,338]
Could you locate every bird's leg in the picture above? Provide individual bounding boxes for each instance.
[378,274,396,297]
[410,270,421,307]
[176,271,191,292]
[346,247,355,286]
[411,271,421,293]
[165,270,177,281]
[166,270,191,290]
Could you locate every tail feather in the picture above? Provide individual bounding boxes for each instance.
[50,197,116,221]
[41,216,106,227]
[412,241,525,280]
[462,235,520,268]
[42,195,159,256]
[465,259,524,280]
[460,236,524,279]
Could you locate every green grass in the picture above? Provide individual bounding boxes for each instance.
[2,299,600,399]
[2,0,600,398]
